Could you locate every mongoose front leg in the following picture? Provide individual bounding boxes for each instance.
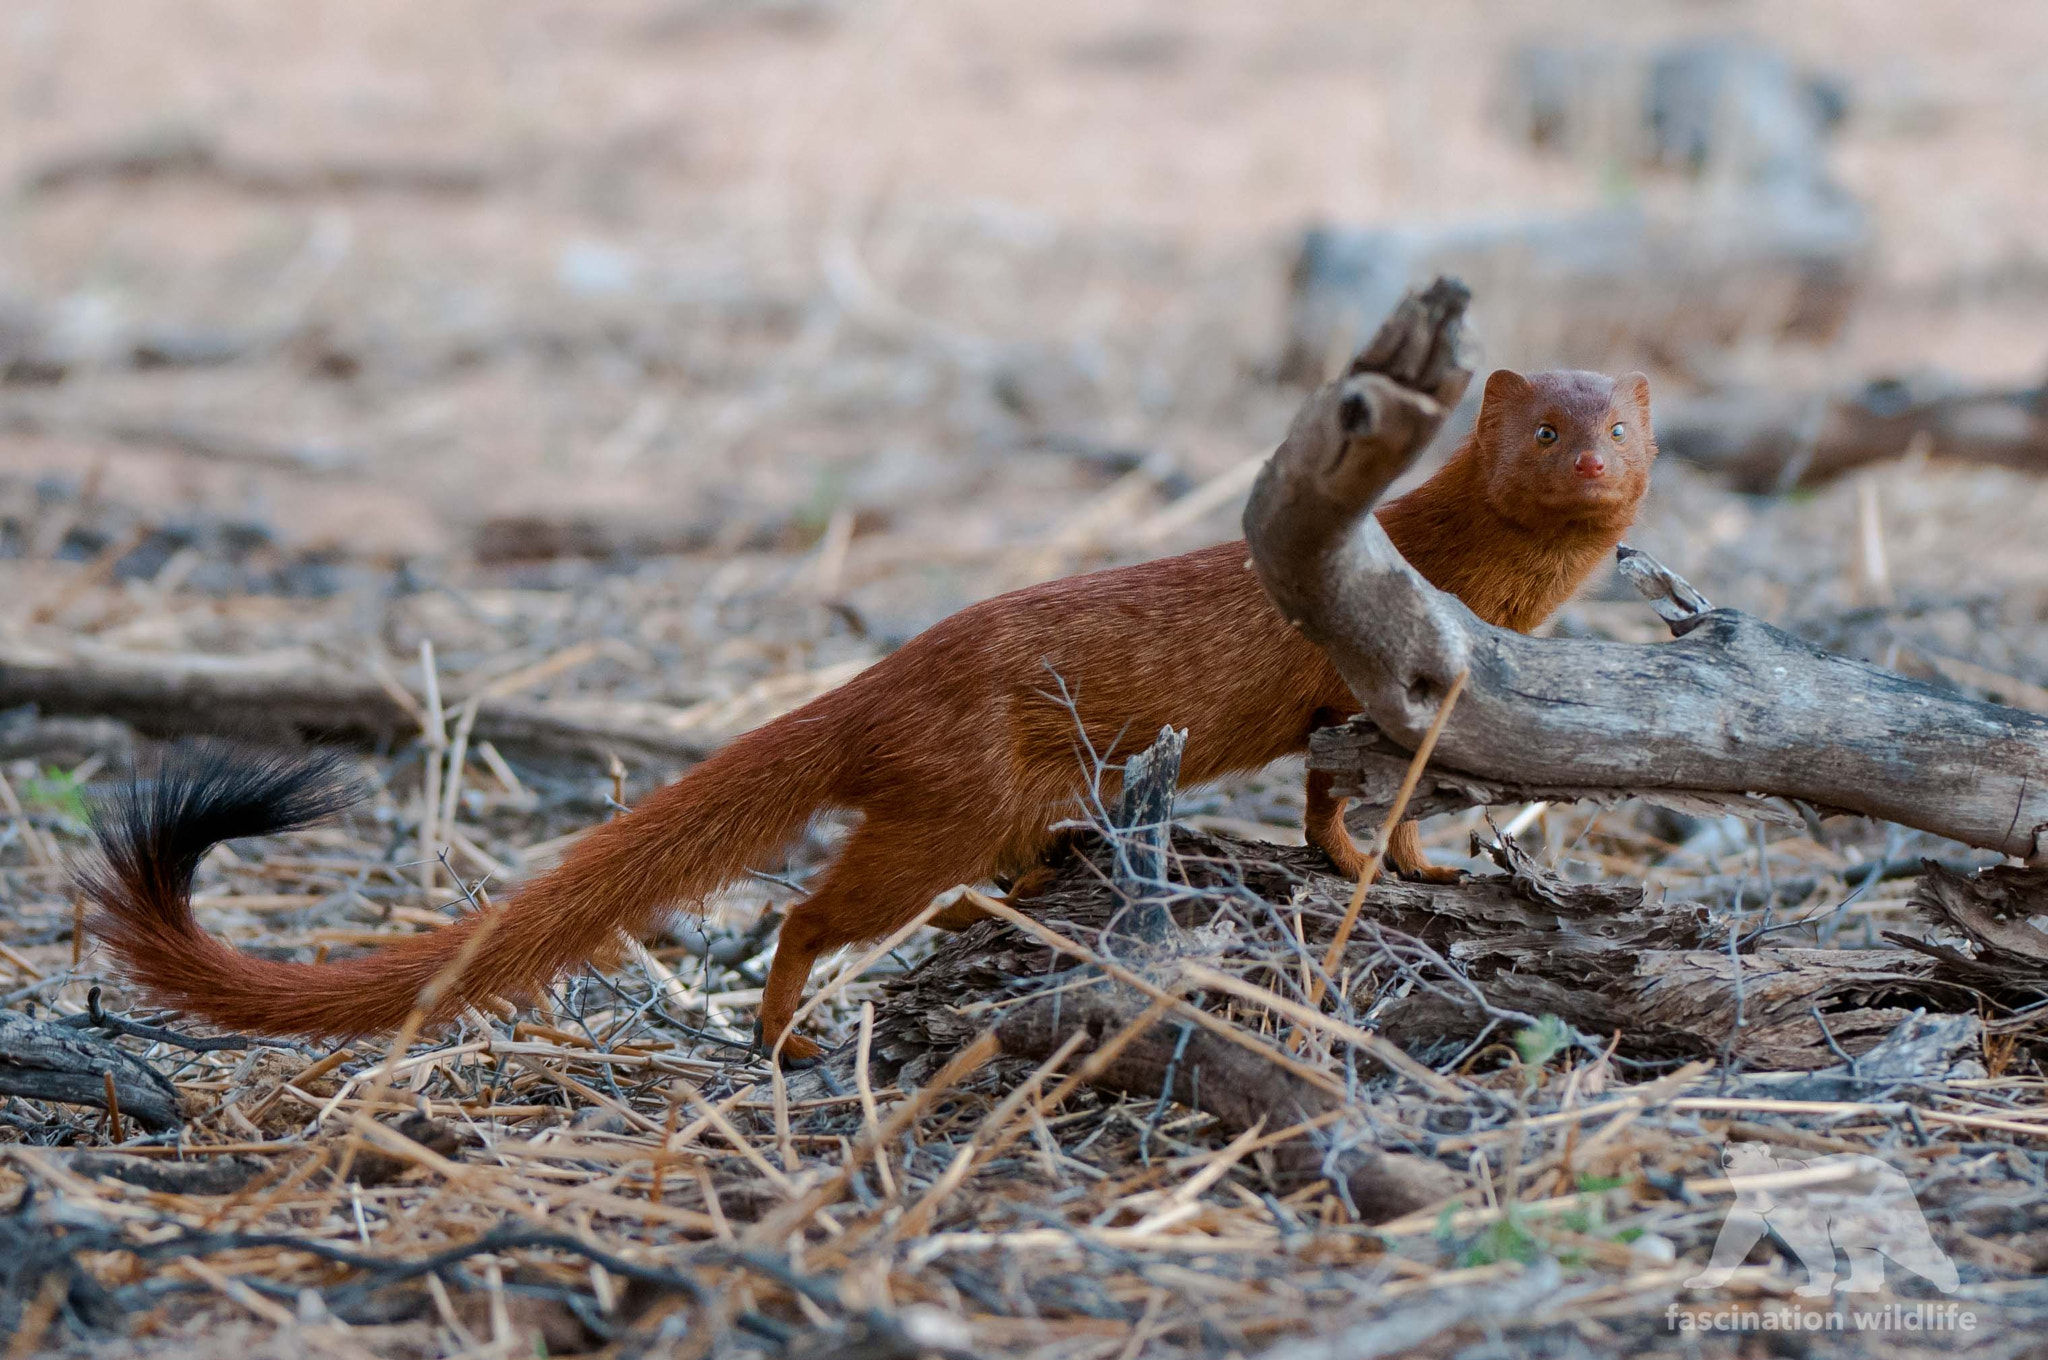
[1385,821,1462,883]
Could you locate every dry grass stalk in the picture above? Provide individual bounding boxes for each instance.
[1310,667,1468,1009]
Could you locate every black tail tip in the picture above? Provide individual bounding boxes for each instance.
[83,740,368,898]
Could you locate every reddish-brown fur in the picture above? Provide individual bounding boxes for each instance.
[82,368,1654,1062]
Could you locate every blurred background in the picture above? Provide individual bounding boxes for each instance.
[3,0,2048,863]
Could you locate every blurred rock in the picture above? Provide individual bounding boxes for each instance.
[0,296,61,384]
[556,239,643,298]
[990,342,1109,430]
[1274,37,1868,381]
[1280,184,1866,382]
[1649,42,1847,180]
[1063,25,1194,72]
[1500,38,1849,186]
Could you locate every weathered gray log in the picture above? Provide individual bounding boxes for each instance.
[1376,925,1948,1069]
[863,826,2010,1079]
[1314,546,1833,827]
[1657,373,2048,492]
[0,642,722,767]
[1245,277,2048,862]
[1311,718,1826,830]
[1360,836,1967,1070]
[1893,861,2048,995]
[0,1011,181,1132]
[57,1154,268,1196]
[1736,1012,1986,1103]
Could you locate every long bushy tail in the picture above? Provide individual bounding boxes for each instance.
[79,729,839,1039]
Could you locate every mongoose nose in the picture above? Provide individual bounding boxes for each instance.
[1574,450,1606,478]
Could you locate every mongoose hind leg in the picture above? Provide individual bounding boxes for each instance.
[1303,768,1376,879]
[754,814,999,1064]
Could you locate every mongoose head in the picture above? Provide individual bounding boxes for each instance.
[1472,368,1657,530]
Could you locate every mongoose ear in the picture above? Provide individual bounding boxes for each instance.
[1482,369,1534,406]
[1613,371,1652,414]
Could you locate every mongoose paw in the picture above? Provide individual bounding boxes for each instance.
[1314,841,1378,881]
[1393,862,1465,885]
[776,1038,823,1069]
[753,1022,824,1068]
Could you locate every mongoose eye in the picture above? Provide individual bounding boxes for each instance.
[1534,424,1558,445]
[1610,422,1627,441]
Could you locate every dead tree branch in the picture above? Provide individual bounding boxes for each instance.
[1657,373,2048,492]
[0,641,721,766]
[1244,277,2048,861]
[0,1011,181,1132]
[880,825,2018,1078]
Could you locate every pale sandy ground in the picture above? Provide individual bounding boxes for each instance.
[3,0,2047,573]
